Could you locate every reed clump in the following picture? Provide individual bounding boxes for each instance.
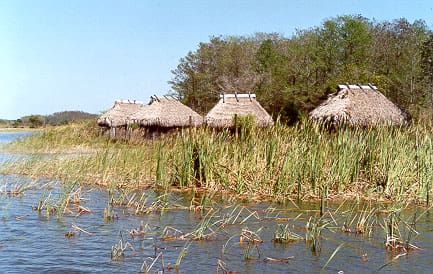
[1,120,432,203]
[111,232,135,259]
[341,203,378,236]
[383,208,420,253]
[0,180,38,196]
[273,223,303,243]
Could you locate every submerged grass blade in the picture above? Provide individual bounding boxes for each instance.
[322,242,345,270]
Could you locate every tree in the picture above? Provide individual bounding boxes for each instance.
[371,19,429,108]
[170,35,261,114]
[28,115,45,128]
[12,119,22,128]
[255,38,293,120]
[420,33,433,124]
[169,16,433,123]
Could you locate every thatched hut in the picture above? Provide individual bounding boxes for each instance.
[205,93,274,128]
[128,96,203,137]
[309,84,411,127]
[97,100,144,138]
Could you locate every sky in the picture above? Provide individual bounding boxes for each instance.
[1,0,433,119]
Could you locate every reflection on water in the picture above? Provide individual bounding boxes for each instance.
[1,132,433,273]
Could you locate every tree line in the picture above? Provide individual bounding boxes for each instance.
[169,15,433,124]
[10,111,98,128]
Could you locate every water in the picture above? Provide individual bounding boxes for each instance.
[0,132,33,163]
[0,132,32,143]
[1,132,433,273]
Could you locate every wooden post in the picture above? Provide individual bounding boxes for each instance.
[127,125,132,140]
[234,114,238,140]
[189,115,192,135]
[429,85,433,128]
[430,89,433,127]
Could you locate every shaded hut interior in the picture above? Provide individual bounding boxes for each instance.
[128,96,203,138]
[97,100,144,138]
[205,93,274,128]
[309,84,411,128]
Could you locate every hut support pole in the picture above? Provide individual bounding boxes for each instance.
[429,76,433,127]
[110,127,116,139]
[127,125,132,140]
[430,89,433,127]
[189,115,192,135]
[234,114,238,140]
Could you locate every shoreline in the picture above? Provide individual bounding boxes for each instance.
[0,127,42,132]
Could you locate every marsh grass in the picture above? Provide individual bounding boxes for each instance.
[341,203,378,236]
[28,181,92,220]
[1,120,432,203]
[139,252,164,274]
[2,120,101,154]
[240,227,263,244]
[175,241,191,269]
[382,207,421,252]
[162,208,225,242]
[216,259,232,274]
[111,232,135,259]
[111,191,175,215]
[243,242,261,260]
[273,223,303,243]
[1,200,12,222]
[3,121,432,272]
[104,200,118,221]
[305,216,323,253]
[0,179,39,196]
[130,221,151,238]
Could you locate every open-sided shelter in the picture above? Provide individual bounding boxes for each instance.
[128,96,203,137]
[309,84,411,127]
[97,100,144,138]
[205,93,274,128]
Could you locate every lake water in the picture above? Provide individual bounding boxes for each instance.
[1,131,433,273]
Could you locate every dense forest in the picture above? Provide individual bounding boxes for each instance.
[170,15,433,124]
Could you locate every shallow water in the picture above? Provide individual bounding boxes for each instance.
[1,132,433,273]
[0,131,32,143]
[0,132,33,163]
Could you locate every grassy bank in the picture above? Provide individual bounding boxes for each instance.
[0,127,42,132]
[1,120,432,203]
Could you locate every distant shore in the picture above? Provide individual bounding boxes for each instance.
[0,127,42,132]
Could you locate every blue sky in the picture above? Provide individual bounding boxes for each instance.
[1,0,433,119]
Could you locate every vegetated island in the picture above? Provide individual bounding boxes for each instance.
[0,111,98,129]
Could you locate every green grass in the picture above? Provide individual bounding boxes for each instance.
[1,120,432,203]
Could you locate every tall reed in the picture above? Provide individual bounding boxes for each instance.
[2,120,432,203]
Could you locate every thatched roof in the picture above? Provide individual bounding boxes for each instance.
[97,100,144,127]
[309,84,411,126]
[128,96,203,127]
[205,94,274,128]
